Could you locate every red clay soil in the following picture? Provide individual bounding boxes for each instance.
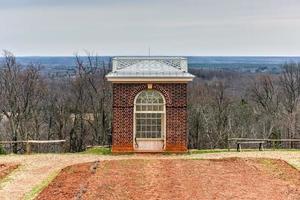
[36,158,300,200]
[0,163,18,180]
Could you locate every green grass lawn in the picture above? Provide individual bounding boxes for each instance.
[80,147,300,157]
[82,147,112,155]
[81,146,300,155]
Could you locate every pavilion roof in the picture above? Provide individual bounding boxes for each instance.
[106,57,194,82]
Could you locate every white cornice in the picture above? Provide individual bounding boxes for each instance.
[106,77,194,83]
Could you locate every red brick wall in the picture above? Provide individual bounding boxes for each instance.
[112,83,187,152]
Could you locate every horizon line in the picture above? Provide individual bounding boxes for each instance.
[3,55,300,58]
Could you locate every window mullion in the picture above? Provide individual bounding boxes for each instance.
[135,90,165,139]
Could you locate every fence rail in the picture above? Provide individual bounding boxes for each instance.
[0,140,66,154]
[228,138,300,142]
[0,140,66,144]
[228,138,300,151]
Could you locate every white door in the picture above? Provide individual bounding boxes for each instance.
[134,90,166,152]
[135,139,164,151]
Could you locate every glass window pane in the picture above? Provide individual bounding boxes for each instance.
[136,90,164,105]
[136,105,141,111]
[152,105,157,111]
[135,90,164,139]
[152,126,157,132]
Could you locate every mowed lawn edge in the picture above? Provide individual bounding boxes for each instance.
[23,170,60,200]
[0,164,20,189]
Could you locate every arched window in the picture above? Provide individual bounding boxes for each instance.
[134,90,165,139]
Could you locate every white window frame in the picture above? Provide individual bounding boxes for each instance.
[133,90,166,143]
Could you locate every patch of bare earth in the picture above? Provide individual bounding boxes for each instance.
[36,158,300,200]
[0,164,18,181]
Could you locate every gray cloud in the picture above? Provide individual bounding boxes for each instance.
[1,0,300,56]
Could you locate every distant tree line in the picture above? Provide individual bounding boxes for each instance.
[188,65,300,149]
[0,51,299,152]
[0,51,112,153]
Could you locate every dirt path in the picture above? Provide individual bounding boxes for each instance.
[0,154,113,200]
[0,164,19,181]
[0,151,299,199]
[37,158,300,200]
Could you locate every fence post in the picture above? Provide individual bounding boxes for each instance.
[26,141,31,154]
[227,140,230,151]
[60,141,65,153]
[272,141,275,150]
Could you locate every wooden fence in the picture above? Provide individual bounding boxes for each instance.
[228,138,300,151]
[0,140,66,154]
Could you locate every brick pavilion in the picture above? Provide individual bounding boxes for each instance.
[106,57,194,152]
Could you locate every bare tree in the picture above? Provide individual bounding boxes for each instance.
[249,75,280,138]
[63,54,112,152]
[188,79,232,149]
[0,51,44,153]
[75,55,112,145]
[279,63,300,145]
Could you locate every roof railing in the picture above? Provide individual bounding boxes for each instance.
[112,56,188,72]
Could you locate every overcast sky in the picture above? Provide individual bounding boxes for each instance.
[1,0,300,56]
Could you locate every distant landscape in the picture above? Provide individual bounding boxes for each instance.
[1,1,300,199]
[2,56,300,77]
[1,53,300,152]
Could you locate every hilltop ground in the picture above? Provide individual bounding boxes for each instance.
[0,150,299,200]
[0,164,18,181]
[37,158,300,200]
